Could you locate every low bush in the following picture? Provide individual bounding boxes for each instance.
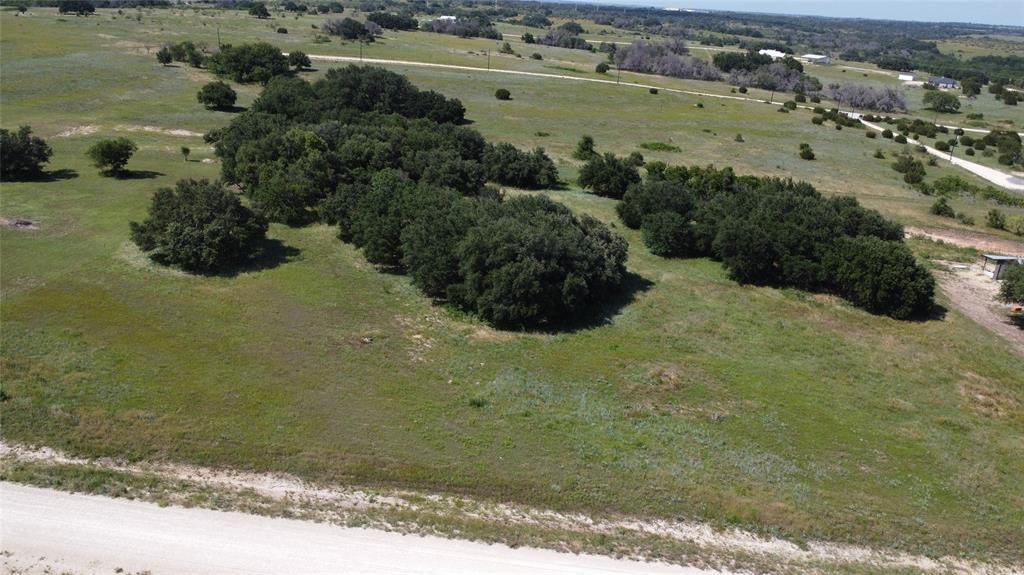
[595,62,609,74]
[495,88,511,100]
[197,81,237,110]
[998,264,1024,303]
[866,131,877,138]
[930,197,955,217]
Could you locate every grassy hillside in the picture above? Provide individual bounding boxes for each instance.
[2,7,1023,564]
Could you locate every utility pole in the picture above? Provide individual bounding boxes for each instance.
[487,50,490,71]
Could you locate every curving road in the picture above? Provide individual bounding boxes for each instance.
[0,482,715,575]
[303,53,1023,191]
[861,119,1024,192]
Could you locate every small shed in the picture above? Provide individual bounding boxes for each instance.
[929,76,957,89]
[802,54,831,64]
[898,73,915,81]
[981,254,1023,280]
[437,15,456,21]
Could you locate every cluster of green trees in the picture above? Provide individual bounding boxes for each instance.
[156,41,204,68]
[206,42,289,84]
[617,164,934,319]
[366,11,418,30]
[199,66,617,326]
[322,17,376,41]
[0,126,52,180]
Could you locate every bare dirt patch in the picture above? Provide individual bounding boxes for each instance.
[934,260,1024,356]
[906,227,1024,255]
[0,218,39,230]
[54,125,98,138]
[959,372,1021,417]
[114,124,204,138]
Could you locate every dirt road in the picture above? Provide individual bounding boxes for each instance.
[932,261,1024,356]
[861,120,1024,192]
[0,482,708,575]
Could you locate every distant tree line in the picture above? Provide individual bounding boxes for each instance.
[825,84,906,112]
[613,162,934,319]
[196,66,617,327]
[366,12,419,30]
[421,16,501,39]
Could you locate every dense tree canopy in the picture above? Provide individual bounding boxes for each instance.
[197,81,237,110]
[130,179,268,273]
[206,43,289,84]
[923,90,961,113]
[578,152,641,199]
[366,12,418,30]
[617,164,930,319]
[0,126,53,181]
[206,66,620,327]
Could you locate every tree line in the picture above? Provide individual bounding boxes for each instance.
[598,157,935,319]
[132,65,624,328]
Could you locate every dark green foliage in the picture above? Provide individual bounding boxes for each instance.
[59,0,94,15]
[322,18,374,41]
[892,153,926,184]
[366,12,418,30]
[866,131,877,139]
[649,87,658,94]
[882,128,893,138]
[495,88,511,100]
[86,137,136,175]
[530,52,542,60]
[799,145,815,160]
[618,164,927,318]
[573,135,597,161]
[523,33,536,44]
[998,264,1024,304]
[209,66,627,327]
[197,81,237,110]
[578,153,641,199]
[934,140,950,152]
[894,134,908,144]
[206,43,289,84]
[288,51,311,70]
[156,46,172,65]
[452,195,627,327]
[559,21,585,35]
[987,209,1006,230]
[783,100,797,110]
[965,147,975,156]
[596,62,609,74]
[248,2,270,18]
[129,179,268,273]
[0,126,52,181]
[482,143,558,189]
[923,90,960,113]
[811,116,824,125]
[826,236,935,319]
[930,197,955,217]
[641,211,692,257]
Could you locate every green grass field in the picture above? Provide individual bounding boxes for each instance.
[2,7,1024,565]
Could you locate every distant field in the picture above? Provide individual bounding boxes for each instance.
[2,7,1023,565]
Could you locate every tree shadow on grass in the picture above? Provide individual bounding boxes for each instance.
[214,238,301,278]
[526,271,655,334]
[114,170,165,180]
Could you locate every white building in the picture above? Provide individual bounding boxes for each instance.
[437,15,456,21]
[758,49,787,61]
[898,73,915,81]
[802,54,831,64]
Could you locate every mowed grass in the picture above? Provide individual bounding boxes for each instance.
[2,8,1024,564]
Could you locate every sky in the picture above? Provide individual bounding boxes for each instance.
[590,1,1024,26]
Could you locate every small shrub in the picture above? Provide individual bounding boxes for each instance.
[810,95,821,103]
[794,93,806,103]
[778,107,790,113]
[882,129,893,139]
[649,88,658,94]
[595,62,609,74]
[866,131,877,138]
[986,209,1006,230]
[956,212,975,226]
[738,86,747,93]
[874,149,885,159]
[811,116,824,125]
[276,27,288,33]
[998,264,1024,304]
[735,134,744,142]
[800,146,815,160]
[894,134,907,144]
[934,141,950,152]
[930,197,955,218]
[495,88,511,100]
[530,52,542,60]
[86,137,137,175]
[835,124,843,130]
[965,147,975,156]
[783,100,797,110]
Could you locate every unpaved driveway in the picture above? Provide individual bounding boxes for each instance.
[933,261,1024,356]
[0,482,702,575]
[906,226,1024,255]
[861,120,1024,192]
